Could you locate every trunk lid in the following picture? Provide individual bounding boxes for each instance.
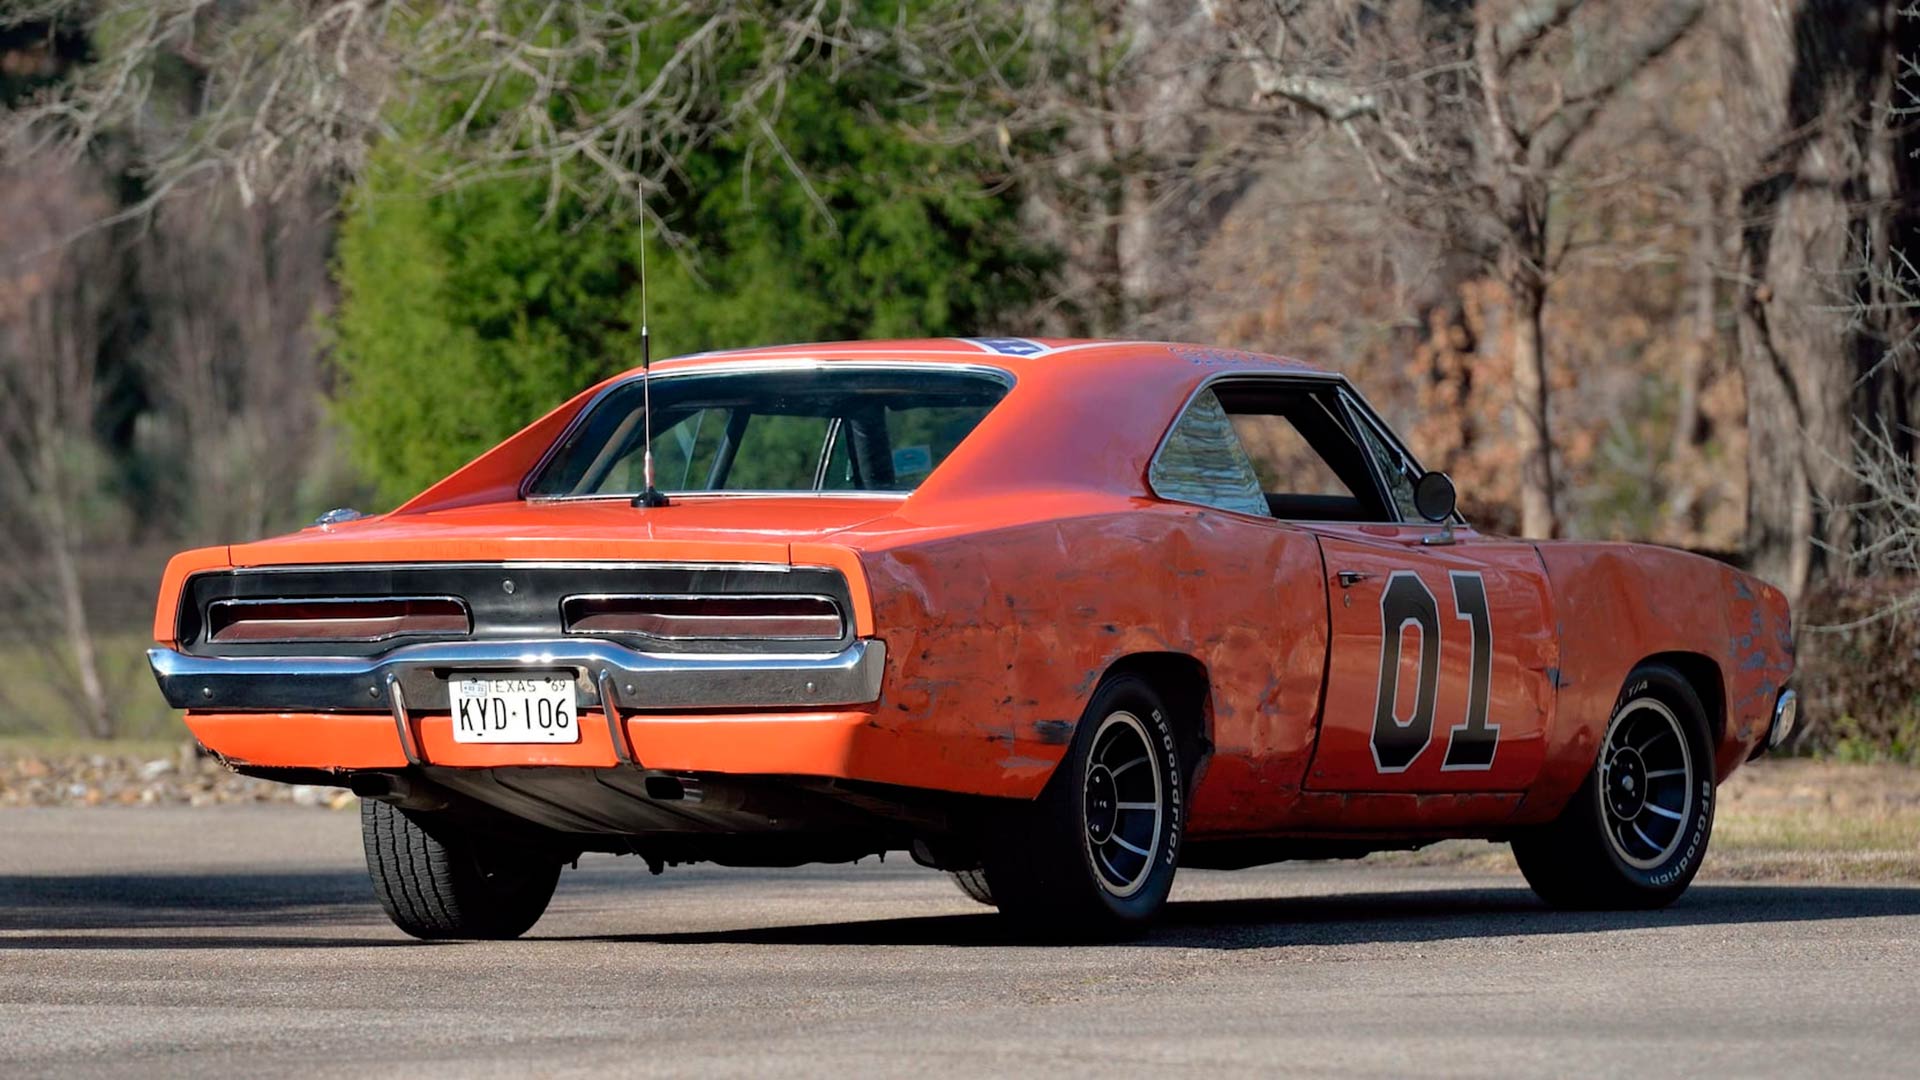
[227,496,900,567]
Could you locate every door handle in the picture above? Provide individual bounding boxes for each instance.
[1336,570,1373,588]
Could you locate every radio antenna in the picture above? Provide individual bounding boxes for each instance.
[633,203,670,508]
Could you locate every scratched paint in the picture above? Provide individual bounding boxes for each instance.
[1528,543,1793,816]
[851,504,1329,834]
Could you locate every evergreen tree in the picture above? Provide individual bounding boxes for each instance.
[332,4,1051,506]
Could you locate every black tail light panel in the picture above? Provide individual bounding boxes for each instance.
[179,563,856,658]
[562,595,844,641]
[206,597,471,644]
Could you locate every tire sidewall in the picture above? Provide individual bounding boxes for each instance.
[1591,667,1716,895]
[1060,675,1185,923]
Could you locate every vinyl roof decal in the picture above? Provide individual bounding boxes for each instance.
[958,337,1054,357]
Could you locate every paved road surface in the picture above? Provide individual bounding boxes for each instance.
[2,806,1916,1078]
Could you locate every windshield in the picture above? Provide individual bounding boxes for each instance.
[526,366,1011,498]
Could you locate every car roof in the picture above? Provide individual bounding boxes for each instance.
[605,338,1353,510]
[393,338,1365,518]
[628,338,1331,378]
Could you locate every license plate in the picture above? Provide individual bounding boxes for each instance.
[449,676,581,744]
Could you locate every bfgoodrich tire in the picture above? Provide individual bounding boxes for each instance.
[361,799,561,940]
[978,674,1187,938]
[1512,663,1716,910]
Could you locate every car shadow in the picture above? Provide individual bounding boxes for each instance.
[550,881,1920,950]
[6,868,1918,953]
[0,869,405,949]
[0,870,372,929]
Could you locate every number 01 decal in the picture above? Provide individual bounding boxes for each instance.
[1370,570,1497,773]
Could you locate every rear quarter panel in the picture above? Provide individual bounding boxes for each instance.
[1529,542,1793,819]
[854,501,1329,835]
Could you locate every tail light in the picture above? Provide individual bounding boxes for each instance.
[206,597,470,644]
[562,595,844,641]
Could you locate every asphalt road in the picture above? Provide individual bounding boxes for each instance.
[2,808,1916,1079]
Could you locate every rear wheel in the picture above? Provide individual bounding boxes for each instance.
[361,799,561,940]
[978,674,1187,938]
[1512,663,1716,910]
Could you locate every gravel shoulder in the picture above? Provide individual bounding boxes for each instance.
[1377,759,1920,882]
[0,737,354,809]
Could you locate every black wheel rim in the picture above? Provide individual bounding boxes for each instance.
[1597,697,1695,869]
[1082,711,1163,898]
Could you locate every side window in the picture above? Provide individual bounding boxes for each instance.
[1149,389,1271,517]
[1229,412,1354,498]
[1212,382,1395,523]
[1349,406,1423,522]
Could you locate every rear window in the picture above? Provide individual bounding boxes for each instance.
[527,366,1011,497]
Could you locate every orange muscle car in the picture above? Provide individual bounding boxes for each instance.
[149,339,1797,939]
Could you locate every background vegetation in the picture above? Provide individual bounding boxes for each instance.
[0,1,1914,755]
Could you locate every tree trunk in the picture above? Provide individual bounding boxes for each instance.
[1663,175,1723,536]
[1722,0,1906,600]
[1669,177,1717,467]
[40,462,113,740]
[1490,156,1559,538]
[1507,267,1558,538]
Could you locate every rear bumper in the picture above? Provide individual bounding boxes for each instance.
[182,707,886,775]
[159,634,1065,799]
[161,636,893,780]
[149,638,886,712]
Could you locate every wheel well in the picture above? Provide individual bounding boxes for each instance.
[1641,651,1726,745]
[1101,652,1213,769]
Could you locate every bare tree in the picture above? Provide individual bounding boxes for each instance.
[993,2,1257,336]
[0,154,120,738]
[1720,0,1920,603]
[135,185,339,543]
[1824,421,1920,624]
[2,0,925,238]
[1177,0,1706,537]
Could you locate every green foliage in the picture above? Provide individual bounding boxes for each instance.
[1825,717,1920,767]
[332,170,642,503]
[1793,580,1920,761]
[332,3,1052,506]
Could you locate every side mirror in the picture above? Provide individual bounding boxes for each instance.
[1412,472,1456,523]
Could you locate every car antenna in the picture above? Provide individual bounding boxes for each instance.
[632,202,670,509]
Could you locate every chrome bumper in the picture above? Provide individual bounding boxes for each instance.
[1767,688,1799,750]
[148,638,887,713]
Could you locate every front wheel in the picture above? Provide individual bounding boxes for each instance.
[1512,663,1716,910]
[361,799,561,940]
[977,674,1187,938]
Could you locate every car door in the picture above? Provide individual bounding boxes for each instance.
[1305,390,1558,792]
[1204,377,1559,794]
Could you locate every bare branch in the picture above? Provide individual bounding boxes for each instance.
[1812,420,1920,630]
[1,1,905,227]
[1528,0,1707,169]
[1493,0,1584,71]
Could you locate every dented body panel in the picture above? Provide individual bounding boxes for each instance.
[1524,542,1794,818]
[151,337,1794,857]
[855,503,1330,833]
